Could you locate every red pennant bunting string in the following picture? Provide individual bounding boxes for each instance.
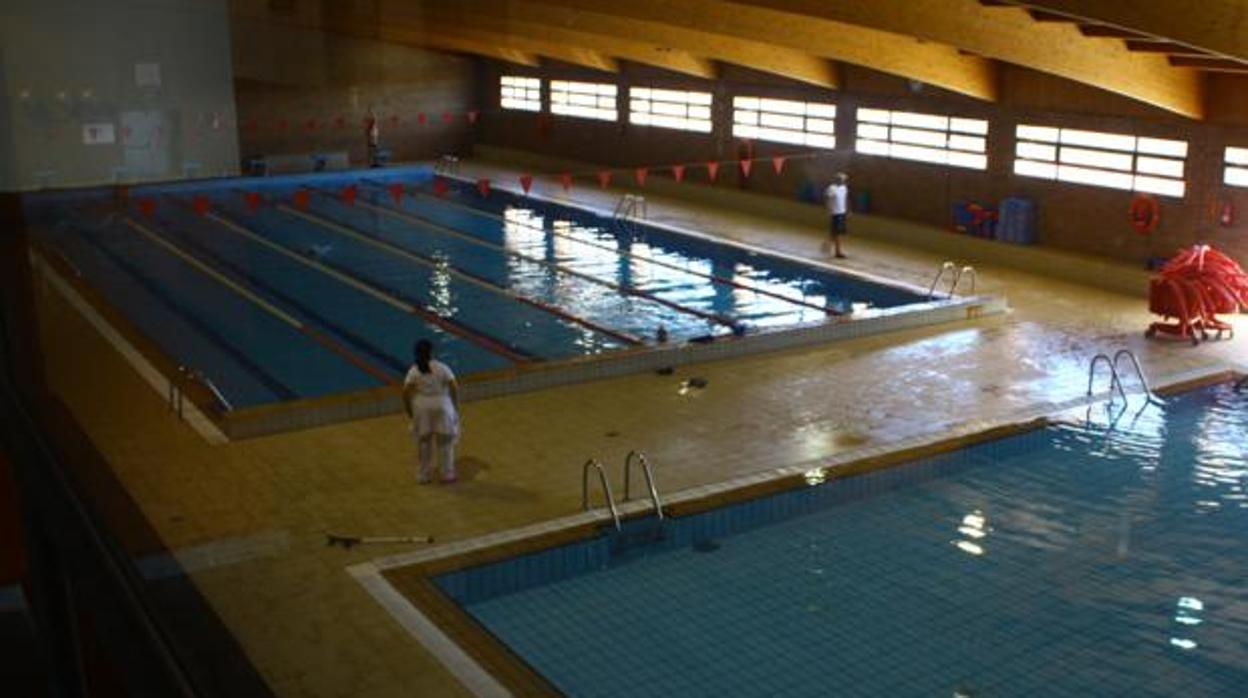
[341,185,357,206]
[244,191,261,212]
[334,116,346,129]
[466,110,480,124]
[191,195,210,215]
[432,177,449,197]
[558,172,573,192]
[138,198,156,217]
[277,119,289,131]
[740,159,753,179]
[706,161,720,181]
[476,178,491,197]
[293,189,310,210]
[441,112,453,124]
[304,118,318,131]
[389,115,399,125]
[596,171,612,189]
[672,164,686,183]
[772,156,786,176]
[519,174,534,194]
[417,113,427,125]
[388,182,404,204]
[635,167,648,187]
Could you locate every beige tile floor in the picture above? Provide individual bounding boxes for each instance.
[31,162,1247,697]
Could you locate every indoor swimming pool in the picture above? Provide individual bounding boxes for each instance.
[24,168,939,410]
[431,382,1248,696]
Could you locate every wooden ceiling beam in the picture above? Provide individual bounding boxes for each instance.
[1168,56,1248,74]
[1124,40,1213,57]
[1016,0,1248,62]
[383,26,616,73]
[425,0,837,88]
[727,0,1206,119]
[380,5,718,80]
[528,0,999,102]
[1078,24,1146,39]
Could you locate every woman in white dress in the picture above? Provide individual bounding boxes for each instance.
[402,339,460,483]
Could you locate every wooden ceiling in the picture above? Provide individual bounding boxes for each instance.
[231,0,1248,120]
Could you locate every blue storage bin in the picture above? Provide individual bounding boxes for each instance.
[998,196,1036,245]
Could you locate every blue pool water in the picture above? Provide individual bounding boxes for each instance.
[27,168,929,408]
[436,384,1248,697]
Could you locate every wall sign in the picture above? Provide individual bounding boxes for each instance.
[82,122,116,145]
[135,62,162,88]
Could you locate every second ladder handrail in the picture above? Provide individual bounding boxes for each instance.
[623,450,664,520]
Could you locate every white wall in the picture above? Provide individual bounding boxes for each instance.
[0,0,240,191]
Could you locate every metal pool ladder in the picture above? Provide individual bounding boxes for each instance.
[612,194,647,221]
[1086,353,1127,405]
[927,261,977,299]
[623,450,664,520]
[1112,349,1163,405]
[582,459,621,530]
[168,366,233,419]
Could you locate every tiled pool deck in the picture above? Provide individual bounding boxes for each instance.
[30,160,1247,697]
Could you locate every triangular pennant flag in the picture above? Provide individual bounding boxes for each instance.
[341,185,357,206]
[706,161,720,181]
[293,189,310,210]
[772,156,786,176]
[559,172,573,192]
[138,198,156,217]
[740,159,753,179]
[334,115,346,129]
[388,182,404,205]
[191,195,210,215]
[388,114,399,125]
[596,170,612,189]
[635,167,648,187]
[466,110,479,124]
[244,191,261,212]
[304,118,318,131]
[519,174,534,195]
[441,111,453,124]
[476,178,491,197]
[672,164,686,183]
[277,119,289,131]
[432,177,449,198]
[417,113,427,125]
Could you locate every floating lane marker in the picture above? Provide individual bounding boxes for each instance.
[121,216,397,386]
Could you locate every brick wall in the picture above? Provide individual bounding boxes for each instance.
[231,19,475,166]
[474,60,1248,266]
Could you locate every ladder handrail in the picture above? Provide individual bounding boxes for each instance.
[623,450,664,520]
[1087,353,1127,405]
[1234,374,1246,392]
[953,265,977,295]
[180,366,233,413]
[581,459,621,530]
[1112,349,1162,405]
[927,261,957,299]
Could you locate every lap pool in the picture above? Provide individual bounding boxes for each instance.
[24,167,963,417]
[426,381,1248,696]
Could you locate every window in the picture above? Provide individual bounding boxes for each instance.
[732,97,836,148]
[1014,125,1188,197]
[1224,147,1248,188]
[629,87,712,133]
[855,108,987,170]
[500,75,540,112]
[550,80,618,121]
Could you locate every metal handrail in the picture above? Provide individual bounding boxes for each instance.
[927,261,957,299]
[1112,349,1163,405]
[1234,374,1246,392]
[188,369,233,412]
[623,450,664,520]
[1087,353,1127,405]
[953,265,977,295]
[581,459,621,530]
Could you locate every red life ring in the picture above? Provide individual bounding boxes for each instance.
[1129,194,1160,235]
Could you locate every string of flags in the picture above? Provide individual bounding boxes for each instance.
[126,146,829,219]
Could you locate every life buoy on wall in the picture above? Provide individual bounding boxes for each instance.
[1129,193,1160,235]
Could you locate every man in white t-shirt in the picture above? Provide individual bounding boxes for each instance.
[824,172,849,259]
